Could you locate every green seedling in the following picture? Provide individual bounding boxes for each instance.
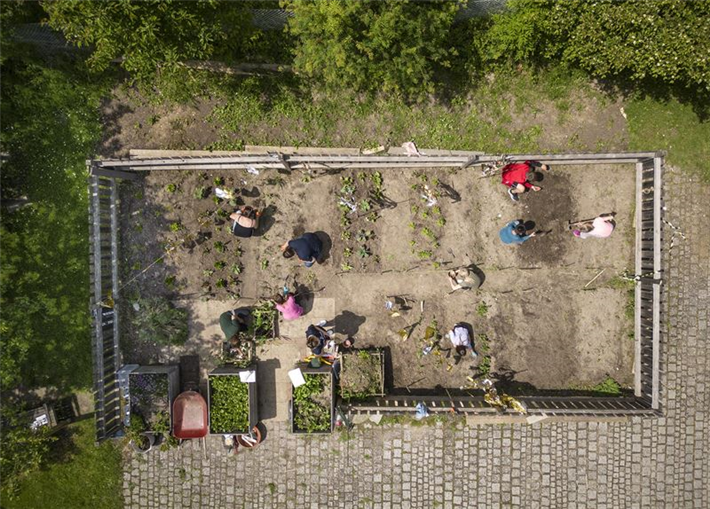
[132,262,141,271]
[214,261,226,270]
[164,275,176,287]
[214,177,224,186]
[341,230,352,241]
[340,176,356,195]
[421,227,436,241]
[166,184,177,193]
[230,263,242,275]
[431,206,441,215]
[357,172,367,182]
[437,217,447,227]
[260,259,269,270]
[169,222,181,232]
[343,247,353,258]
[217,209,229,218]
[215,278,227,289]
[214,241,226,253]
[358,246,371,259]
[408,222,416,230]
[359,199,371,212]
[341,262,353,272]
[212,196,222,205]
[203,269,214,277]
[356,229,374,242]
[476,302,489,317]
[365,212,379,223]
[417,250,433,259]
[194,186,209,199]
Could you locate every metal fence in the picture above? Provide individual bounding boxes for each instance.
[88,173,122,442]
[88,150,664,440]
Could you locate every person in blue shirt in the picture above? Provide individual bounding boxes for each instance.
[281,232,323,267]
[499,220,536,244]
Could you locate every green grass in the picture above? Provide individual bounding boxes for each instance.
[1,420,123,509]
[626,96,710,181]
[205,66,602,154]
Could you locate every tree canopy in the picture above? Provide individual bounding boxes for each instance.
[283,0,461,99]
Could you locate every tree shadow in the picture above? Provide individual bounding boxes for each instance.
[328,310,367,337]
[314,230,332,264]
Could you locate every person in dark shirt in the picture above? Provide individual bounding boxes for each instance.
[230,206,260,238]
[281,232,323,267]
[219,308,253,359]
[305,324,331,355]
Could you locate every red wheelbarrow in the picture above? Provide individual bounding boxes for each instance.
[172,390,208,456]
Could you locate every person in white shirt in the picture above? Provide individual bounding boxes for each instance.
[569,212,616,239]
[447,323,478,361]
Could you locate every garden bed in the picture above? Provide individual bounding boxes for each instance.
[290,366,335,434]
[207,366,258,435]
[117,162,635,393]
[340,349,385,400]
[128,366,179,432]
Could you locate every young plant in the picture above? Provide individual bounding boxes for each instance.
[417,250,433,259]
[230,263,242,275]
[214,241,226,253]
[340,176,356,196]
[357,246,371,259]
[214,261,226,270]
[216,208,229,219]
[260,259,269,270]
[476,302,489,317]
[356,229,374,242]
[341,262,353,272]
[437,217,447,227]
[164,275,176,287]
[341,230,352,241]
[212,195,222,205]
[215,278,227,289]
[421,227,436,241]
[169,222,182,232]
[203,269,215,277]
[194,186,209,199]
[359,199,371,212]
[343,247,353,258]
[166,184,177,193]
[214,176,224,186]
[365,212,379,223]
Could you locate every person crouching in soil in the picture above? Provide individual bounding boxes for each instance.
[273,292,304,321]
[230,205,260,238]
[500,161,550,202]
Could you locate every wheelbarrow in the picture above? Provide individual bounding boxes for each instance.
[172,390,208,457]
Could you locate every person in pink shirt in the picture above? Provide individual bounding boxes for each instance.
[570,212,616,239]
[273,293,303,321]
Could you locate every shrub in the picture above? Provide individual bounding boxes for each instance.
[284,0,461,99]
[133,297,188,345]
[486,0,710,91]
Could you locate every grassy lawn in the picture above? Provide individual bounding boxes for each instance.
[626,95,710,181]
[1,420,123,509]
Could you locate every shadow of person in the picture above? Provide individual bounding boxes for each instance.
[439,182,461,203]
[240,186,261,198]
[294,283,315,315]
[254,204,278,237]
[330,310,366,337]
[314,231,332,264]
[523,220,537,231]
[466,263,486,288]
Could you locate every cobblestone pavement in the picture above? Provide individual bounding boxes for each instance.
[123,171,709,508]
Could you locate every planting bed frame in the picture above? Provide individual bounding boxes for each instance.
[89,149,664,441]
[207,365,259,436]
[289,365,336,434]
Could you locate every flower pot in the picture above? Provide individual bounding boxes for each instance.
[236,426,262,449]
[130,432,155,454]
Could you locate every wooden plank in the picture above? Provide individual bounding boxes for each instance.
[90,166,139,181]
[634,164,642,398]
[90,177,107,441]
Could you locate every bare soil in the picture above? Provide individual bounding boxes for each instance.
[118,162,635,392]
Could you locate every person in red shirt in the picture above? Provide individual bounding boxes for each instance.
[500,161,550,202]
